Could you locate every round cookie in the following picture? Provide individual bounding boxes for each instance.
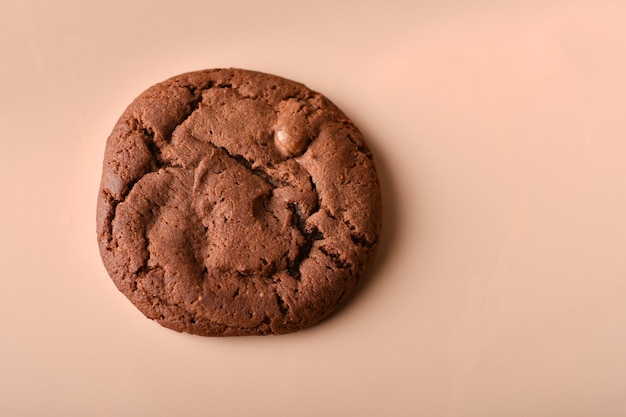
[96,68,382,336]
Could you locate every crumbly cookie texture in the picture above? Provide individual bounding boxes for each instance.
[97,68,382,336]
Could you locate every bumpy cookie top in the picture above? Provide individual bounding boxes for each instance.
[97,69,382,336]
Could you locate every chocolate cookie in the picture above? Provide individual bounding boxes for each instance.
[96,69,382,336]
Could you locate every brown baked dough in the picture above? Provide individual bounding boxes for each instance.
[96,68,382,336]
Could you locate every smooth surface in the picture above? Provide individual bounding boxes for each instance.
[1,0,625,415]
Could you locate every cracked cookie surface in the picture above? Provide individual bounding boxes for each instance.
[96,68,382,336]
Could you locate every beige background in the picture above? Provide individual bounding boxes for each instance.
[2,0,626,415]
